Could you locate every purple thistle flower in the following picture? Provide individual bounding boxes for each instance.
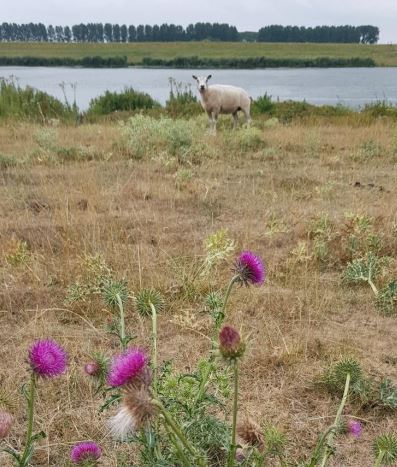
[107,348,147,387]
[70,441,101,464]
[0,410,13,439]
[234,251,265,286]
[347,420,362,438]
[29,339,67,377]
[219,325,245,360]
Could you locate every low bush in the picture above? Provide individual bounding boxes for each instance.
[86,87,160,116]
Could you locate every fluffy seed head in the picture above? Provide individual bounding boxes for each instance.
[29,339,67,377]
[234,251,265,286]
[109,384,156,439]
[0,410,13,439]
[109,405,136,440]
[70,441,101,464]
[219,326,245,360]
[107,348,147,387]
[347,420,362,438]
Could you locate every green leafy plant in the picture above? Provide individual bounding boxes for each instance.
[373,434,397,466]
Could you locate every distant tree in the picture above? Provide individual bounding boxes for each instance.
[112,24,120,42]
[104,23,112,42]
[64,26,71,42]
[47,25,55,42]
[136,24,145,41]
[120,24,127,42]
[128,25,136,42]
[55,25,64,42]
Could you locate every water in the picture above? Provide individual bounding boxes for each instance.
[1,66,397,111]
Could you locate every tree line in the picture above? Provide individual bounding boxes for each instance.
[0,22,379,43]
[0,22,238,42]
[257,25,379,44]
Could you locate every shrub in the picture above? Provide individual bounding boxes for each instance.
[166,78,202,118]
[252,93,274,114]
[87,88,160,116]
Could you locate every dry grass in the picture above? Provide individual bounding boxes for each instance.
[1,116,397,466]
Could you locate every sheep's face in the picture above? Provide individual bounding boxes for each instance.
[193,75,212,92]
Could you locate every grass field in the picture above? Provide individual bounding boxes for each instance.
[0,41,397,66]
[1,113,397,465]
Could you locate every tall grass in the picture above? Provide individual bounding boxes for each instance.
[0,78,78,122]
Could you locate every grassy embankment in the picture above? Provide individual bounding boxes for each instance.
[0,41,396,66]
[1,90,397,465]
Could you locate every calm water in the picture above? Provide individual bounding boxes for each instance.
[1,66,397,110]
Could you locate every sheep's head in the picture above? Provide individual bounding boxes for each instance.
[192,75,212,92]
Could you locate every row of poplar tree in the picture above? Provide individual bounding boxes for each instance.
[0,22,379,44]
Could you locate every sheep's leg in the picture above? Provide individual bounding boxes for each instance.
[232,112,239,130]
[243,109,251,128]
[211,112,218,134]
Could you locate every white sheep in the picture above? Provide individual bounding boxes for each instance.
[192,74,251,132]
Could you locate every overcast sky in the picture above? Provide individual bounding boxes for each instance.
[3,0,396,43]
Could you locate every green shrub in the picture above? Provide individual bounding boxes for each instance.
[252,93,274,114]
[166,78,202,118]
[87,88,160,116]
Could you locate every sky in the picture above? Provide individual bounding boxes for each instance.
[2,0,396,43]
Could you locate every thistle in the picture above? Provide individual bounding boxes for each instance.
[135,288,164,394]
[107,348,147,387]
[70,441,102,464]
[219,326,246,360]
[102,279,130,349]
[234,251,265,287]
[5,339,69,467]
[0,410,13,439]
[347,420,362,439]
[29,339,67,377]
[220,325,245,467]
[373,434,397,466]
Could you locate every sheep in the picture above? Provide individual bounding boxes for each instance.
[192,74,251,132]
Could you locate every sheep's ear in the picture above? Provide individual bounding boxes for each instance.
[206,74,212,81]
[192,75,198,80]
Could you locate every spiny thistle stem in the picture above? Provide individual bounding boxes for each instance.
[149,303,158,393]
[116,294,126,350]
[153,400,207,467]
[368,278,379,296]
[221,275,239,325]
[227,359,239,467]
[20,373,36,466]
[164,423,193,467]
[194,276,240,408]
[320,372,351,467]
[374,451,385,467]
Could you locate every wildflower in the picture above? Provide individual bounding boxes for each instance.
[347,420,362,438]
[234,251,265,286]
[84,361,100,377]
[29,339,67,377]
[219,326,245,360]
[0,410,13,439]
[109,385,155,439]
[107,348,147,387]
[70,441,101,464]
